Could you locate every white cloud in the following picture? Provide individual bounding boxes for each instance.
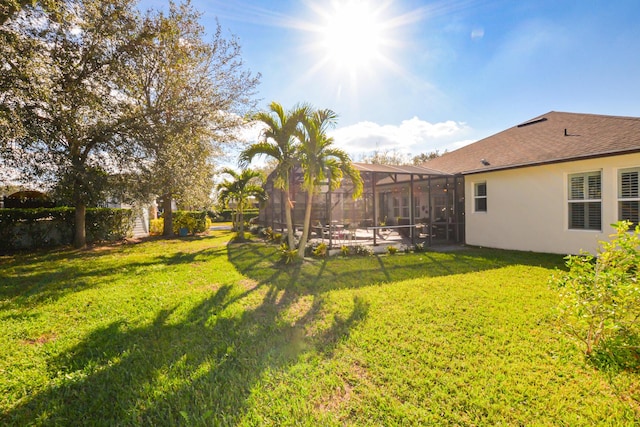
[471,28,485,39]
[330,116,473,157]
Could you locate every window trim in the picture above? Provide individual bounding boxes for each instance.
[473,182,487,213]
[567,171,602,231]
[618,167,640,225]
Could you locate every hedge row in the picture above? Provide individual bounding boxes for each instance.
[216,209,259,222]
[0,207,134,252]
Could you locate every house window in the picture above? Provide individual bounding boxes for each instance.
[401,195,410,218]
[474,182,487,212]
[568,171,601,230]
[392,196,400,218]
[619,167,640,225]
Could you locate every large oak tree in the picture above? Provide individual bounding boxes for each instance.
[0,0,145,248]
[131,1,259,235]
[1,0,259,245]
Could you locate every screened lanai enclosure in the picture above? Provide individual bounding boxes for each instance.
[259,163,465,248]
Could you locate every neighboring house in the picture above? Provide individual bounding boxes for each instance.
[425,111,640,254]
[102,198,151,238]
[2,190,55,208]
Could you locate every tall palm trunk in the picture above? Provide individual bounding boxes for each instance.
[284,186,296,249]
[237,201,245,240]
[297,188,314,258]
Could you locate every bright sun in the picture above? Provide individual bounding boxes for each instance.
[317,1,388,72]
[308,0,388,73]
[300,0,422,95]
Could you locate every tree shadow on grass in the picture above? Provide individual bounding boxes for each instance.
[0,244,228,310]
[227,242,565,292]
[2,280,369,425]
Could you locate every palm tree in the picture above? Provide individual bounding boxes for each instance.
[296,108,363,257]
[217,168,265,240]
[239,101,310,249]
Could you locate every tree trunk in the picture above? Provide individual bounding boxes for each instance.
[72,165,87,249]
[162,194,173,236]
[73,202,87,249]
[297,189,314,258]
[233,208,239,232]
[284,189,295,249]
[238,207,245,240]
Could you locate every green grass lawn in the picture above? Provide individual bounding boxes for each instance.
[1,230,639,425]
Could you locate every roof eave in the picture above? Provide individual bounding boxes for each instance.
[461,147,640,175]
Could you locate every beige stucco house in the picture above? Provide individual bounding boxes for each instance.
[425,111,640,254]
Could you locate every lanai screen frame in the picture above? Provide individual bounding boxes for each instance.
[259,163,465,247]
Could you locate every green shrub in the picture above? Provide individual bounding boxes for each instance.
[86,208,134,242]
[340,245,350,256]
[550,221,640,356]
[278,243,298,264]
[150,218,164,235]
[171,211,208,235]
[312,242,327,258]
[387,245,398,255]
[414,242,426,252]
[216,209,259,222]
[260,226,273,240]
[353,244,373,256]
[0,207,133,252]
[151,212,210,236]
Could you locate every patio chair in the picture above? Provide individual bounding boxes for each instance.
[344,223,357,244]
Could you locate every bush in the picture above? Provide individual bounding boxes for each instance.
[85,208,135,242]
[260,226,273,240]
[278,243,298,264]
[312,242,327,258]
[171,211,209,235]
[150,218,163,235]
[0,207,133,252]
[387,245,398,255]
[216,209,259,222]
[550,221,640,357]
[353,245,373,257]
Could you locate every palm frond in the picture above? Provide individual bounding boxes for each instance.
[238,141,281,167]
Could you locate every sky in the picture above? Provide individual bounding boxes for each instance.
[140,0,640,162]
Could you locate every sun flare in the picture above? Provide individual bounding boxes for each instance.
[319,1,386,71]
[298,0,424,97]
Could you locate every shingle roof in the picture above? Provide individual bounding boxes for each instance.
[423,111,640,175]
